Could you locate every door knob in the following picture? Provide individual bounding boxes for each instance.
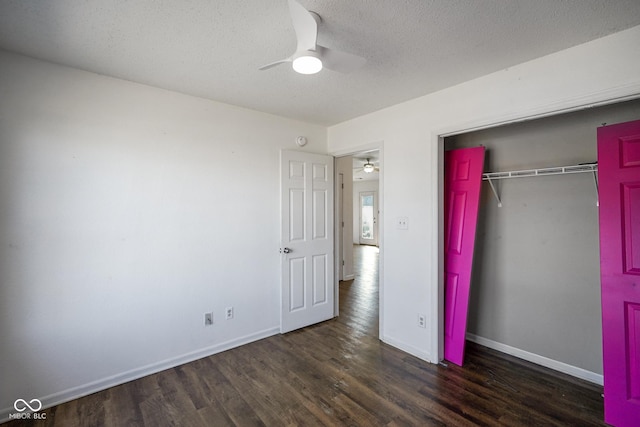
[281,247,292,254]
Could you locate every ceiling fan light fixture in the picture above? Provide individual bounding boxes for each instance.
[292,54,322,74]
[363,160,375,173]
[259,1,366,75]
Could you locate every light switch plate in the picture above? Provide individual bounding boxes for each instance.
[397,217,409,230]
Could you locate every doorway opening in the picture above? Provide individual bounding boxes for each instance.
[335,147,383,337]
[359,191,378,246]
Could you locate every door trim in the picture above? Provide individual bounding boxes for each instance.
[337,173,344,282]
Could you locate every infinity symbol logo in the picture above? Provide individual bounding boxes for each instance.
[14,398,42,412]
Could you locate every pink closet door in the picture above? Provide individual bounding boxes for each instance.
[598,119,640,426]
[444,146,485,366]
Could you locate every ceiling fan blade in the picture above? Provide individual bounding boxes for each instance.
[258,58,291,71]
[318,45,366,73]
[288,0,317,52]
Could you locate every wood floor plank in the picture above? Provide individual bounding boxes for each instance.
[5,245,605,426]
[196,357,266,426]
[214,346,323,426]
[101,380,144,426]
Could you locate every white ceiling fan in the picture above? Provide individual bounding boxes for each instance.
[357,158,379,174]
[259,0,366,75]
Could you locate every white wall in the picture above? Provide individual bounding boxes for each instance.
[352,180,380,243]
[328,25,640,363]
[0,50,327,419]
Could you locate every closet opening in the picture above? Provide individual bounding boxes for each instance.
[441,98,640,384]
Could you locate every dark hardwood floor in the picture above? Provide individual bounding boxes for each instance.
[8,245,605,426]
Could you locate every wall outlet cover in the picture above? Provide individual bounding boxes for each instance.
[418,314,426,328]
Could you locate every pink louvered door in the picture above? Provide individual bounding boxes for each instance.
[444,146,485,366]
[598,120,640,426]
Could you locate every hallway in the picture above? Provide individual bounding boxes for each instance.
[339,244,380,337]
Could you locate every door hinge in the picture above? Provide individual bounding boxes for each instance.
[342,260,345,266]
[341,183,344,189]
[342,221,344,227]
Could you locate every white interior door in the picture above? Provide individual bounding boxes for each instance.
[359,191,378,246]
[280,150,334,333]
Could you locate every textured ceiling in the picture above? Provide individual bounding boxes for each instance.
[1,1,639,126]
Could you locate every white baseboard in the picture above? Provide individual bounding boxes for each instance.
[0,327,280,424]
[382,335,433,363]
[466,333,603,386]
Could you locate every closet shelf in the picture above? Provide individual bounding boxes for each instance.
[482,162,598,207]
[483,163,597,180]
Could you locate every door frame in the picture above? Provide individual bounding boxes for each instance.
[337,172,345,281]
[432,94,640,362]
[331,142,384,337]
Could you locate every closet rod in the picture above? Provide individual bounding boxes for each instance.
[482,163,598,207]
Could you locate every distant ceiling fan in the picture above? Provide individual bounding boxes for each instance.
[358,158,379,174]
[259,0,366,74]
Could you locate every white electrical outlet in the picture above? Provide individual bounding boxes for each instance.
[225,307,234,320]
[204,312,213,326]
[418,313,426,328]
